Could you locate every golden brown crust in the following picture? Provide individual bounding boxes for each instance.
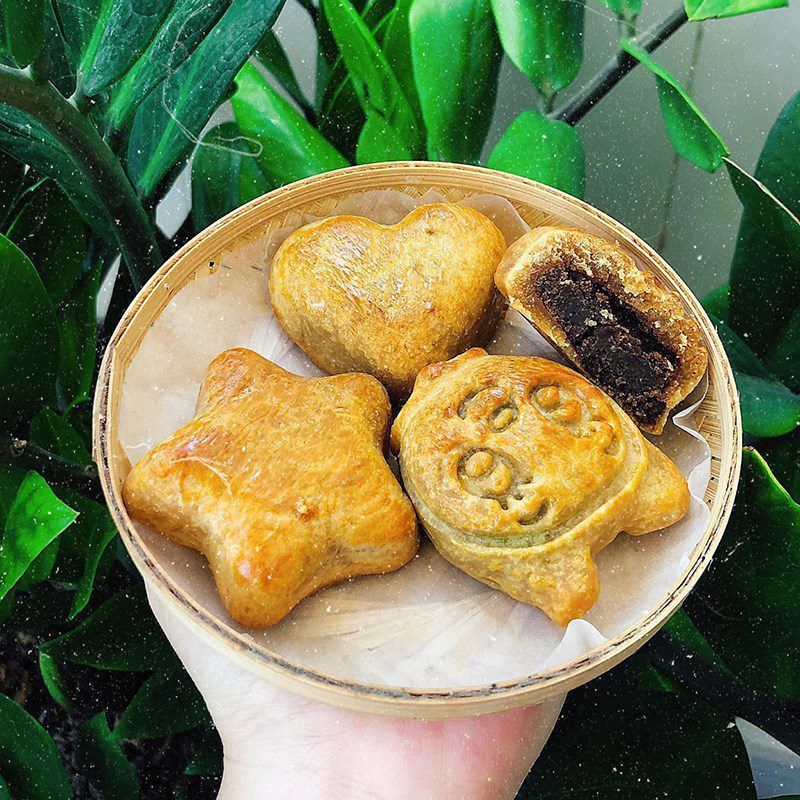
[495,227,708,434]
[269,203,507,399]
[123,348,418,628]
[391,348,689,626]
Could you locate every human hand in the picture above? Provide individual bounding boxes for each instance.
[146,582,564,800]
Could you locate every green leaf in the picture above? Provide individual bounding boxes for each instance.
[4,0,45,67]
[39,651,71,709]
[254,30,312,112]
[0,472,77,602]
[702,282,729,321]
[663,608,735,677]
[30,406,93,466]
[684,449,800,700]
[685,0,787,20]
[42,585,179,671]
[0,693,71,800]
[16,539,60,591]
[191,121,272,232]
[0,151,24,229]
[126,0,285,197]
[596,0,641,19]
[79,0,172,96]
[106,0,229,130]
[76,712,140,800]
[0,234,60,426]
[620,39,729,172]
[760,428,800,504]
[232,61,349,186]
[57,261,101,409]
[356,113,415,163]
[487,110,586,198]
[490,0,584,100]
[6,181,86,307]
[323,0,419,154]
[0,774,8,800]
[115,669,210,740]
[381,0,423,131]
[710,314,800,438]
[519,659,755,799]
[410,0,501,163]
[728,92,800,388]
[66,501,117,618]
[184,731,223,776]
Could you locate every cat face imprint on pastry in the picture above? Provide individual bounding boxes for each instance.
[451,376,620,534]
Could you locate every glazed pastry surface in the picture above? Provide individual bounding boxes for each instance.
[391,349,690,625]
[123,348,418,628]
[495,226,707,434]
[269,203,506,399]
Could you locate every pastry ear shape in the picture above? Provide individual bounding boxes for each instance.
[391,349,689,626]
[124,348,418,628]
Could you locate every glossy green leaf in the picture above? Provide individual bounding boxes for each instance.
[191,121,272,232]
[621,39,728,172]
[684,449,800,700]
[76,712,140,800]
[729,92,800,388]
[7,181,86,307]
[0,693,71,800]
[381,0,422,129]
[254,30,312,112]
[487,110,586,198]
[4,0,45,67]
[106,0,228,130]
[116,669,210,740]
[356,113,415,163]
[0,234,60,425]
[42,585,179,671]
[16,538,59,591]
[702,282,729,321]
[760,428,800,504]
[323,0,419,154]
[490,0,584,100]
[79,0,172,96]
[0,108,116,246]
[29,406,93,466]
[519,659,755,799]
[0,472,77,602]
[232,62,349,186]
[685,0,787,19]
[710,314,800,437]
[411,0,501,163]
[66,502,117,618]
[39,652,71,709]
[57,261,101,409]
[0,151,24,229]
[663,608,735,677]
[0,774,8,800]
[127,0,285,197]
[596,0,641,19]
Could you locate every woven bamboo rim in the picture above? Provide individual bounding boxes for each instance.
[93,162,741,718]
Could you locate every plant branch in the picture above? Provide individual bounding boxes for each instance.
[0,65,161,289]
[1,436,103,501]
[554,5,689,126]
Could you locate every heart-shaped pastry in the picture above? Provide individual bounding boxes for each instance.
[269,203,507,399]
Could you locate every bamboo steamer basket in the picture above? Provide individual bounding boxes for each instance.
[93,162,741,718]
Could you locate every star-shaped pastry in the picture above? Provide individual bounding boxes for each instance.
[123,348,418,627]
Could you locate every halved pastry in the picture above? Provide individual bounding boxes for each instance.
[391,349,689,626]
[123,348,418,628]
[495,227,707,434]
[269,203,506,400]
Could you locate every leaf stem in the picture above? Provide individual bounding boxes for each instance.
[0,65,161,289]
[554,5,689,126]
[1,436,103,501]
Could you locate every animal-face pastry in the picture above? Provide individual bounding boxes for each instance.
[391,349,689,626]
[495,227,707,434]
[123,348,418,628]
[269,203,506,399]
